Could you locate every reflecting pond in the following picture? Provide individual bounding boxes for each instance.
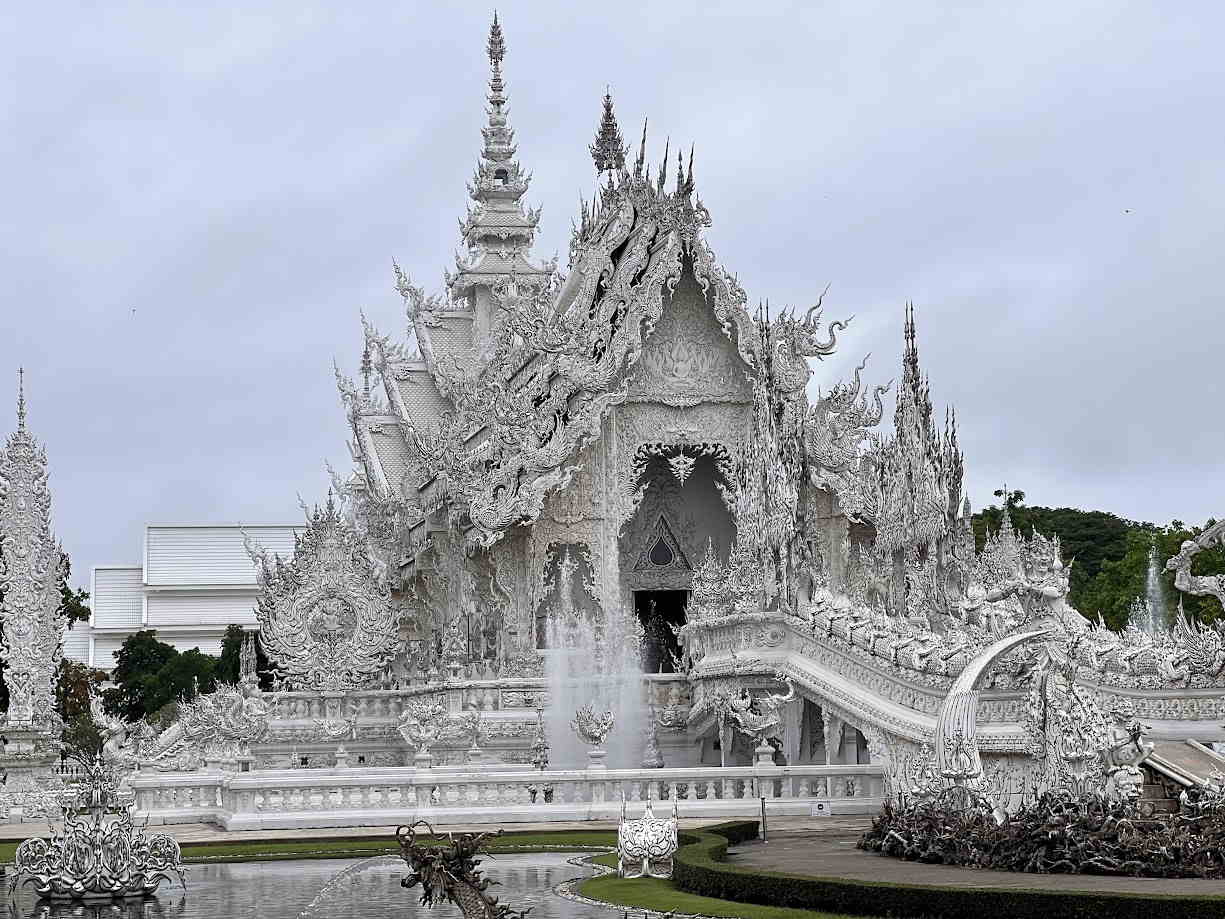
[5,852,601,919]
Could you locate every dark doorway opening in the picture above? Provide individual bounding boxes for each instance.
[635,590,688,673]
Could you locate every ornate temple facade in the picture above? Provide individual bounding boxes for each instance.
[6,17,1223,828]
[239,18,1225,788]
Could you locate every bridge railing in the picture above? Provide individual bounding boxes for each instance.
[129,762,883,830]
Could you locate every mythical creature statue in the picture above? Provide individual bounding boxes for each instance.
[729,676,796,750]
[1171,609,1225,679]
[314,699,361,742]
[138,677,276,771]
[397,821,528,919]
[570,703,615,747]
[90,693,152,770]
[805,357,889,519]
[397,695,453,759]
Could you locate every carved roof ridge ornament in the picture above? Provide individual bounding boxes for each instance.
[590,88,628,174]
[246,491,401,691]
[0,369,67,731]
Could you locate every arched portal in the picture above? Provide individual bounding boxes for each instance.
[620,451,735,671]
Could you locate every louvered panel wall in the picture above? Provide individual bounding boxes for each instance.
[91,635,128,671]
[61,626,90,664]
[91,567,143,628]
[145,591,258,627]
[145,525,298,586]
[159,632,225,656]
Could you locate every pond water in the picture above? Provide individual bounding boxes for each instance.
[5,852,602,919]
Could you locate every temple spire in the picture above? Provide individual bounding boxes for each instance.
[446,14,550,352]
[16,366,26,431]
[590,89,627,174]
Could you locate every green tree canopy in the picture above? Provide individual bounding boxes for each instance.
[973,494,1224,630]
[101,630,217,722]
[55,658,108,757]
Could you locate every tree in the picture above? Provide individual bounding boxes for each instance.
[55,658,108,757]
[101,630,217,723]
[992,487,1026,510]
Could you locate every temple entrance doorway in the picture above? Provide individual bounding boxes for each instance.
[635,589,687,673]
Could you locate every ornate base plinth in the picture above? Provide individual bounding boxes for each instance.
[754,743,775,766]
[413,751,435,769]
[0,727,63,821]
[587,748,607,770]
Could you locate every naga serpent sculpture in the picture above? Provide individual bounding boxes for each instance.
[396,821,529,919]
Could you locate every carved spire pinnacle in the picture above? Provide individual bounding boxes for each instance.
[15,366,26,431]
[360,342,372,400]
[590,88,627,174]
[0,364,66,729]
[657,137,670,192]
[450,14,549,308]
[634,118,648,178]
[487,11,505,72]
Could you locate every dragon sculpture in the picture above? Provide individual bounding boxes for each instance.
[396,821,528,919]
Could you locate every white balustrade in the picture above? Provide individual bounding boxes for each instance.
[130,762,882,831]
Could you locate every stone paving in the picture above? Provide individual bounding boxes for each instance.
[728,818,1225,897]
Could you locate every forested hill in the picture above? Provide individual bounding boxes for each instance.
[972,499,1224,630]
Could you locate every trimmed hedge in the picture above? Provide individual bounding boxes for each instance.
[674,821,1225,919]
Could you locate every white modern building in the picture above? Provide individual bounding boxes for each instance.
[70,524,299,672]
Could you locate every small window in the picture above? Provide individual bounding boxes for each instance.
[493,169,508,186]
[649,537,674,566]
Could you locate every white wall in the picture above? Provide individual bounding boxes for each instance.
[79,523,298,673]
[145,525,299,586]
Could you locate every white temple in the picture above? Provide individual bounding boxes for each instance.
[4,15,1224,829]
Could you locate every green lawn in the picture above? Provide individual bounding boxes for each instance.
[0,830,618,865]
[580,853,867,919]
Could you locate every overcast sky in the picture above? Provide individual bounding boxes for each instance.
[2,2,1221,589]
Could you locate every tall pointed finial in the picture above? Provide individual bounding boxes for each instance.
[657,137,670,192]
[674,148,683,194]
[360,342,373,400]
[15,367,26,431]
[487,11,505,70]
[589,88,627,174]
[634,118,648,178]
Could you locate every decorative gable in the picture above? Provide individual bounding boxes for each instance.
[627,265,753,407]
[634,514,692,574]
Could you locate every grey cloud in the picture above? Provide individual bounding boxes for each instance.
[2,1,1220,585]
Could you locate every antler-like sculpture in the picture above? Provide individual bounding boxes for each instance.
[1166,520,1225,615]
[397,820,529,919]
